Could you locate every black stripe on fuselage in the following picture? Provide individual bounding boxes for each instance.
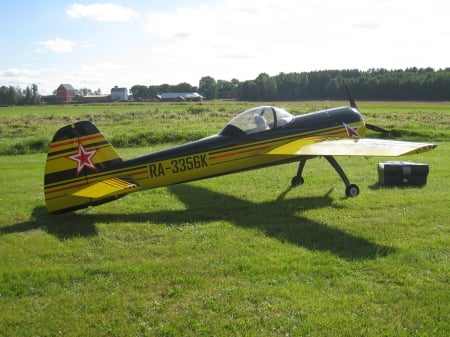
[44,158,135,185]
[95,107,362,170]
[47,140,111,158]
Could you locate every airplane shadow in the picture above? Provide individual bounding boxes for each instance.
[1,185,395,260]
[0,206,99,239]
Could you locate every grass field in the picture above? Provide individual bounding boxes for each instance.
[0,101,449,336]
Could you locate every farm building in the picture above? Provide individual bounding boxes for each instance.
[157,92,203,102]
[111,85,128,101]
[111,86,128,101]
[55,84,76,103]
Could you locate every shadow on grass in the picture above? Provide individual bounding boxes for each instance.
[0,206,98,239]
[368,182,427,190]
[2,184,395,260]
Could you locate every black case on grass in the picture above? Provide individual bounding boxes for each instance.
[377,161,429,186]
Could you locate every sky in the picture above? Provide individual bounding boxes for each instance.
[1,0,449,95]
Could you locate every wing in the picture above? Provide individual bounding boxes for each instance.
[269,138,437,157]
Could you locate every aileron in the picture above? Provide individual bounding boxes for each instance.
[296,138,437,157]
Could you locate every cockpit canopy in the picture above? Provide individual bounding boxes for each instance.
[220,106,294,136]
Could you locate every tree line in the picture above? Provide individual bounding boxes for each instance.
[1,68,450,105]
[232,68,450,101]
[235,68,450,101]
[131,68,450,101]
[0,84,40,105]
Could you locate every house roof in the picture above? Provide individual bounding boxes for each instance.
[58,84,75,91]
[159,92,202,99]
[111,86,127,92]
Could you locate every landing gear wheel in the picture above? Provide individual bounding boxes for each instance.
[291,176,304,187]
[345,184,359,197]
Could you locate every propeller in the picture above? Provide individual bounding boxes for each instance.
[345,85,358,109]
[365,123,389,133]
[345,85,390,134]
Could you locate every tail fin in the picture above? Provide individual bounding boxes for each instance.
[44,121,125,214]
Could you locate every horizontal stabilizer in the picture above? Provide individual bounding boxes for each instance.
[269,138,437,157]
[73,177,139,199]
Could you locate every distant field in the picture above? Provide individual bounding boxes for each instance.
[0,101,448,336]
[1,101,449,155]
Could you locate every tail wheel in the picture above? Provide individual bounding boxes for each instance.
[345,184,359,197]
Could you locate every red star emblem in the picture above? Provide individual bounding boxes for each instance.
[343,123,361,138]
[67,143,98,176]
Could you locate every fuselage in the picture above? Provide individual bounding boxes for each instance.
[44,105,365,213]
[109,106,365,191]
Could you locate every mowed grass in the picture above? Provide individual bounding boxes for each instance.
[0,101,449,336]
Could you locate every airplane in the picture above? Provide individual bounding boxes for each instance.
[44,91,437,214]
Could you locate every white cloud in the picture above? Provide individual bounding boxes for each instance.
[9,0,449,95]
[34,38,75,53]
[79,41,96,49]
[0,68,53,92]
[33,38,96,54]
[1,68,40,78]
[75,62,126,86]
[66,3,138,22]
[0,68,40,85]
[140,0,450,82]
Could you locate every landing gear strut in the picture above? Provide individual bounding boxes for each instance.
[291,156,359,197]
[291,158,307,187]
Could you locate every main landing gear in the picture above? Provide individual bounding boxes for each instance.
[291,156,360,197]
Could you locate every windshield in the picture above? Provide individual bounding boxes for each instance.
[221,106,294,136]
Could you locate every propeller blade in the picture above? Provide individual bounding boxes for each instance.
[366,123,390,133]
[344,87,390,133]
[345,86,358,109]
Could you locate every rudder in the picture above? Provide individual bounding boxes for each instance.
[44,121,123,214]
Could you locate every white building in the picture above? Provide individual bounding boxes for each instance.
[111,86,128,101]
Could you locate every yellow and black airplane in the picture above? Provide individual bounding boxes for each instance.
[44,95,436,214]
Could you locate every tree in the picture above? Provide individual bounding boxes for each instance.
[237,80,258,100]
[148,86,159,99]
[7,86,18,105]
[78,88,92,96]
[217,80,237,99]
[158,84,170,93]
[24,86,33,105]
[130,85,150,101]
[31,83,40,104]
[199,76,218,100]
[172,82,196,93]
[255,73,277,100]
[0,86,10,105]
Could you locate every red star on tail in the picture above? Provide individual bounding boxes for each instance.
[67,143,98,176]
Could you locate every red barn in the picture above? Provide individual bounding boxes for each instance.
[56,84,76,103]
